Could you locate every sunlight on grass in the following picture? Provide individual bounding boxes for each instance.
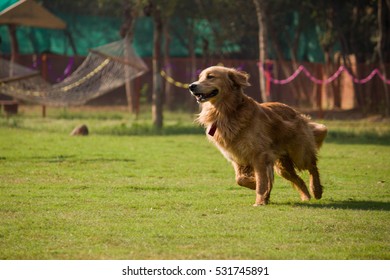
[0,106,389,259]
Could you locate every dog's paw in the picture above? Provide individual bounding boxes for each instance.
[254,195,269,206]
[313,186,323,199]
[253,201,268,207]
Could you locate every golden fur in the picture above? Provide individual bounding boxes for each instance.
[189,66,328,206]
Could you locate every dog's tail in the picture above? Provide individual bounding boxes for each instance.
[309,122,328,150]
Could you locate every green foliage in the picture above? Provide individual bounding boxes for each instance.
[323,120,390,145]
[4,0,386,62]
[0,109,389,259]
[42,0,126,17]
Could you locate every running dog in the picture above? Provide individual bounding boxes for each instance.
[189,66,327,206]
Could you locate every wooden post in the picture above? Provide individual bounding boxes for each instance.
[120,2,138,116]
[8,24,19,66]
[253,0,268,103]
[7,24,20,111]
[152,6,163,130]
[41,54,48,118]
[317,64,324,119]
[124,39,136,115]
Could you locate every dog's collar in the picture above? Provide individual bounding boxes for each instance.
[208,122,217,136]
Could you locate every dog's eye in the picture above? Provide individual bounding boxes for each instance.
[206,74,215,80]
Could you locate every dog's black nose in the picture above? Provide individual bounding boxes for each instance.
[189,83,197,91]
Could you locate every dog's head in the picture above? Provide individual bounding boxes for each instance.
[189,66,250,104]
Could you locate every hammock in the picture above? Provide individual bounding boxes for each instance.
[0,38,148,106]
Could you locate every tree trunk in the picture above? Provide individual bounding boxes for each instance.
[7,24,20,110]
[316,64,324,118]
[163,22,174,111]
[8,24,19,75]
[253,0,268,103]
[152,7,163,130]
[121,2,138,116]
[378,0,390,116]
[332,54,342,109]
[325,50,342,109]
[286,25,310,106]
[188,20,198,112]
[268,31,301,106]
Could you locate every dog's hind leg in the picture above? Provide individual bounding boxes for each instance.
[308,162,323,199]
[275,156,311,201]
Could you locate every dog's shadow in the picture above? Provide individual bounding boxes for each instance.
[291,200,390,211]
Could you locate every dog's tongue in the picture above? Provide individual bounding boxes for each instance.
[195,89,218,103]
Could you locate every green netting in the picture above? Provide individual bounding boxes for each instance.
[0,2,326,62]
[0,12,236,58]
[0,0,18,12]
[0,12,122,56]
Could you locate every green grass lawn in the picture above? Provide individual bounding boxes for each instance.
[0,106,389,259]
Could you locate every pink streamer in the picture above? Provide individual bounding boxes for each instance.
[258,63,390,85]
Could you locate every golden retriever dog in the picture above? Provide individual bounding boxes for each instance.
[189,66,327,206]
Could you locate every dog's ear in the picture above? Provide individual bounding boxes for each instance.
[228,69,251,89]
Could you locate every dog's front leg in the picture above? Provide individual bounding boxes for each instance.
[233,162,256,190]
[253,157,274,206]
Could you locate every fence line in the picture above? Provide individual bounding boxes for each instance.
[258,63,390,85]
[160,62,390,89]
[160,69,189,88]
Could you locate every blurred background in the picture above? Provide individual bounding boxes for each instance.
[0,0,389,124]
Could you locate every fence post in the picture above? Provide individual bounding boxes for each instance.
[41,54,47,118]
[316,64,324,118]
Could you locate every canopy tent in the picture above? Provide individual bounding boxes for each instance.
[0,0,72,62]
[0,0,66,29]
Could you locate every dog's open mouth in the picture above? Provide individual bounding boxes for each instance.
[192,89,219,103]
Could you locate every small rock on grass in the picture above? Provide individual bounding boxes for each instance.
[70,124,89,136]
